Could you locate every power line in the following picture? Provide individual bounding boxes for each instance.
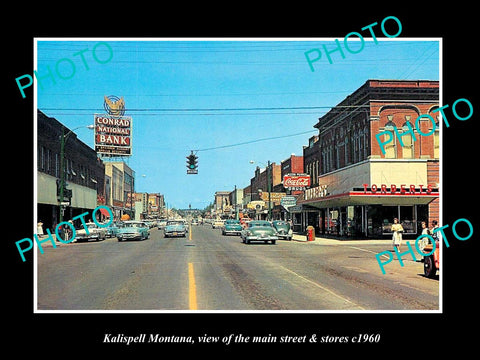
[41,105,370,112]
[194,130,317,152]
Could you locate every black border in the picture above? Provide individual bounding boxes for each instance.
[6,5,477,355]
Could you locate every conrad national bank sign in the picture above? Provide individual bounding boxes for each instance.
[94,95,132,156]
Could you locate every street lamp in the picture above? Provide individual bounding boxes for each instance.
[58,124,95,224]
[249,160,272,221]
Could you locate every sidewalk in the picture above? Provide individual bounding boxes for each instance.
[34,233,76,248]
[291,233,393,245]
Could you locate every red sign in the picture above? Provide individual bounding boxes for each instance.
[361,183,435,195]
[284,174,311,188]
[94,114,132,156]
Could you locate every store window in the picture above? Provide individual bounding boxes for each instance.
[399,205,417,233]
[368,205,418,236]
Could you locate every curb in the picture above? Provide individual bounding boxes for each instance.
[291,234,393,245]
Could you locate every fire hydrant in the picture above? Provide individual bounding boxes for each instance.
[306,226,315,241]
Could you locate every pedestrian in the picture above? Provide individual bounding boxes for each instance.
[417,221,430,261]
[391,217,404,251]
[67,220,76,243]
[431,220,440,243]
[37,221,44,237]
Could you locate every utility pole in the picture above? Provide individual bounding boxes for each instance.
[58,125,94,224]
[267,160,272,221]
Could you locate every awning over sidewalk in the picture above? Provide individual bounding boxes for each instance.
[99,207,112,217]
[298,189,439,209]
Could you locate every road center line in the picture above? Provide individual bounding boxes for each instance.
[188,262,198,310]
[278,265,365,310]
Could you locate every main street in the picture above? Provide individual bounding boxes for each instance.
[37,224,439,311]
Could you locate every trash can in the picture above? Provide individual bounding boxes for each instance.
[306,225,315,241]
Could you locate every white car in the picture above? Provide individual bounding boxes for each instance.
[212,219,225,229]
[75,223,107,242]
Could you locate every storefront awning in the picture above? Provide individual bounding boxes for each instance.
[99,207,111,217]
[298,190,439,209]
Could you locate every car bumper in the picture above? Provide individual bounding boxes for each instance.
[245,235,278,241]
[224,229,242,235]
[76,234,100,241]
[164,231,186,237]
[118,233,142,240]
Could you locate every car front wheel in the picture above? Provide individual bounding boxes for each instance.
[424,255,437,278]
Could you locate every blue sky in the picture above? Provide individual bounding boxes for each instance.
[36,38,440,209]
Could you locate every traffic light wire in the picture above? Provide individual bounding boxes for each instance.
[193,129,317,152]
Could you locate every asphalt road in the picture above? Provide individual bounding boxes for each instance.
[36,224,439,311]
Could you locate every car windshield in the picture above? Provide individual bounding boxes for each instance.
[226,220,240,224]
[75,222,96,230]
[167,221,183,226]
[126,222,145,228]
[249,222,271,228]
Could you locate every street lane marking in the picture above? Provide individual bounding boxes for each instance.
[189,226,192,241]
[278,265,365,310]
[349,246,391,260]
[188,262,198,310]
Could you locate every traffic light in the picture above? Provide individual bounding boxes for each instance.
[56,179,72,202]
[186,151,198,174]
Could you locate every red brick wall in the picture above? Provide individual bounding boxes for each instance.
[370,102,439,159]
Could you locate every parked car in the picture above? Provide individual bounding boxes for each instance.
[117,221,150,241]
[241,220,278,244]
[76,222,107,242]
[212,219,225,229]
[164,220,187,238]
[272,220,293,240]
[222,219,242,236]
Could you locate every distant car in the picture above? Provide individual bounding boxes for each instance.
[272,220,293,240]
[143,220,156,228]
[191,219,199,226]
[104,221,124,238]
[157,219,168,229]
[240,217,251,226]
[117,221,150,241]
[75,223,107,242]
[164,220,187,238]
[241,220,278,244]
[222,219,243,236]
[212,219,225,229]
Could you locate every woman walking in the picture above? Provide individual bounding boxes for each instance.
[391,217,404,251]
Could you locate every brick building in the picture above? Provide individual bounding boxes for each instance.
[37,110,105,230]
[297,79,440,237]
[250,162,281,201]
[280,154,304,179]
[104,161,135,219]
